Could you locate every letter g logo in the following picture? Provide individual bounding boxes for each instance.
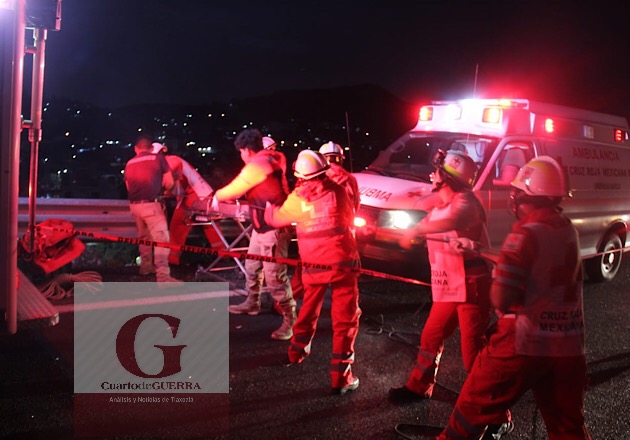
[116,314,187,378]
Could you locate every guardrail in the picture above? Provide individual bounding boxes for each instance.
[18,197,138,238]
[17,197,247,240]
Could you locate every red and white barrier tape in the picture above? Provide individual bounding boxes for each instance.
[35,225,431,286]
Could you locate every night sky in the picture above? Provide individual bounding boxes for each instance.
[41,0,630,119]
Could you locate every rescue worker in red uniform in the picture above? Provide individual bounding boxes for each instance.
[264,150,362,395]
[319,141,360,212]
[124,135,182,285]
[150,143,224,266]
[213,128,296,341]
[290,141,361,301]
[437,156,591,440]
[389,150,492,403]
[262,136,289,194]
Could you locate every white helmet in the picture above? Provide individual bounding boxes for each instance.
[293,150,330,179]
[151,142,167,154]
[262,136,277,150]
[440,150,477,188]
[511,156,566,197]
[319,141,345,158]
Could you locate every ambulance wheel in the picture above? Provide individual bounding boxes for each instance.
[585,234,623,282]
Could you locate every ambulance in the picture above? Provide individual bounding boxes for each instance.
[353,98,630,281]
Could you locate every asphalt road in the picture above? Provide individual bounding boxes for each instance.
[1,257,630,440]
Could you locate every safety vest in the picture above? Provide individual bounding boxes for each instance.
[246,151,288,233]
[294,178,359,283]
[512,214,586,357]
[426,203,467,302]
[326,163,361,212]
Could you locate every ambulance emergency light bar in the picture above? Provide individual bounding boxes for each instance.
[415,98,531,136]
[415,98,630,143]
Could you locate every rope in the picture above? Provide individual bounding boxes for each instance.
[39,271,103,300]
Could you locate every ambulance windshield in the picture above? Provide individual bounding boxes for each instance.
[365,132,497,183]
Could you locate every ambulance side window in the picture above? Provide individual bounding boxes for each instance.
[492,143,534,189]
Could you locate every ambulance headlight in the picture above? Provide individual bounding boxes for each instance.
[380,209,427,230]
[391,211,413,229]
[354,216,367,228]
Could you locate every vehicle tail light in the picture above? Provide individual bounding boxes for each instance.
[614,128,629,142]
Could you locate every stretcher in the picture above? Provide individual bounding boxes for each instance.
[185,199,252,276]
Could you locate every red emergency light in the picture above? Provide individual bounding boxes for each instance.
[419,106,433,121]
[614,128,629,142]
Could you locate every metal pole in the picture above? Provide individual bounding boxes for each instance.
[0,0,26,334]
[344,111,354,173]
[26,27,47,253]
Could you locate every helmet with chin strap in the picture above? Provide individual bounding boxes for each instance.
[293,150,329,179]
[432,149,477,189]
[510,156,567,216]
[511,156,566,197]
[319,141,344,158]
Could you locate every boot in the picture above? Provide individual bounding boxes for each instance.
[228,294,261,315]
[271,304,296,340]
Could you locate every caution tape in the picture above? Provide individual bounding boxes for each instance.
[35,225,431,287]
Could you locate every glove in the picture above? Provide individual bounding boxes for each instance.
[209,194,220,213]
[449,237,479,254]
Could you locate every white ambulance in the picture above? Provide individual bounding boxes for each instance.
[353,98,630,281]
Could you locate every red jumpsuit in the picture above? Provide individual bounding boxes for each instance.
[265,177,361,389]
[438,207,591,440]
[163,155,223,265]
[290,162,361,300]
[405,191,491,397]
